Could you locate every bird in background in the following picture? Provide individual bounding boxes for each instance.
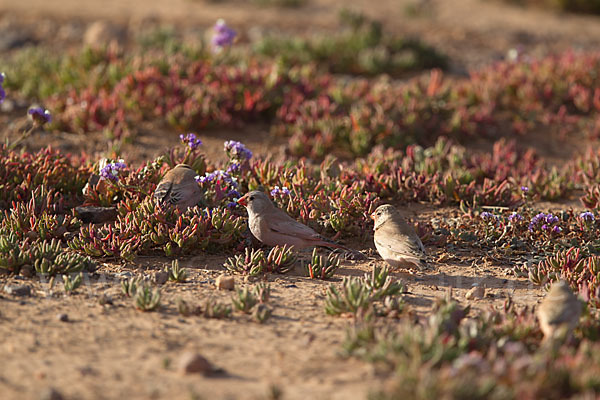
[371,204,428,270]
[537,280,581,343]
[153,164,203,210]
[237,190,350,251]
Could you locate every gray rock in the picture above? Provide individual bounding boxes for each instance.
[4,284,31,297]
[74,205,117,224]
[0,30,37,51]
[154,271,169,285]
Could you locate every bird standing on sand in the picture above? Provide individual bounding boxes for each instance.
[371,204,427,270]
[237,191,346,250]
[537,280,581,342]
[153,164,203,210]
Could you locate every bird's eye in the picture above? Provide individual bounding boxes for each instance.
[249,196,255,201]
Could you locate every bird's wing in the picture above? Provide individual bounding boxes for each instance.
[265,208,322,241]
[155,180,200,206]
[154,181,174,204]
[375,225,425,259]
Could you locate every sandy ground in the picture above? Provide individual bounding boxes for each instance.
[0,256,540,400]
[0,206,542,400]
[0,0,598,399]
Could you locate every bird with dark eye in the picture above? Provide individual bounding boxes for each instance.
[370,204,428,270]
[236,190,358,253]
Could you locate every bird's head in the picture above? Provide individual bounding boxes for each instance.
[371,204,401,229]
[237,191,273,215]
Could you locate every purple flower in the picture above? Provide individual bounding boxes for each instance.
[228,189,241,198]
[226,201,238,209]
[508,212,523,222]
[480,211,497,220]
[196,175,209,184]
[99,161,127,182]
[28,107,52,125]
[179,133,202,150]
[521,186,529,193]
[270,186,291,197]
[0,72,5,104]
[580,211,595,222]
[552,226,562,233]
[226,162,241,174]
[224,140,252,161]
[211,19,236,51]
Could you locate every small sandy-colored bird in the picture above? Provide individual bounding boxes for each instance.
[371,204,427,270]
[153,164,203,210]
[237,191,346,250]
[537,280,581,342]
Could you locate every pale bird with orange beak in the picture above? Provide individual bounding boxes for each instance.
[237,190,347,250]
[371,204,428,270]
[154,164,203,210]
[537,280,581,342]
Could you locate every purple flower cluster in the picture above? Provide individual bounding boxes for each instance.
[211,19,236,52]
[28,107,52,125]
[196,169,240,206]
[196,169,238,187]
[508,212,523,222]
[580,211,595,222]
[224,140,252,161]
[179,133,202,150]
[480,211,498,220]
[0,72,5,103]
[99,161,127,182]
[520,186,529,193]
[528,212,560,232]
[270,186,291,197]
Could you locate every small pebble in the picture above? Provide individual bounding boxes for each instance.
[4,284,31,297]
[19,264,35,278]
[98,293,113,306]
[215,274,235,290]
[177,351,213,375]
[465,284,486,300]
[39,387,63,400]
[83,21,124,48]
[56,313,69,322]
[154,271,169,285]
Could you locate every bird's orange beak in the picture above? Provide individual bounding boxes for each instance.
[370,212,376,221]
[237,195,248,207]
